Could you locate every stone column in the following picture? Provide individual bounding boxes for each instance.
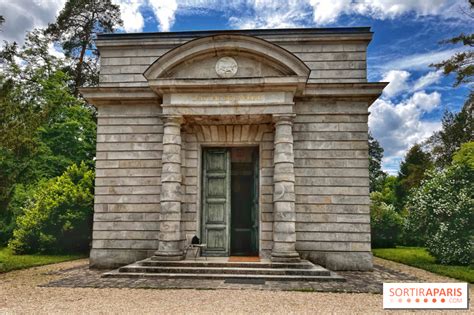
[154,115,184,261]
[271,114,300,262]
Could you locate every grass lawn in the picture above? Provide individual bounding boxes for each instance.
[373,247,473,283]
[0,247,85,273]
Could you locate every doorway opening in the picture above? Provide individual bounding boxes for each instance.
[201,147,259,257]
[230,147,259,256]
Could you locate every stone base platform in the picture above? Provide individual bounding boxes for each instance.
[42,258,422,292]
[102,258,345,282]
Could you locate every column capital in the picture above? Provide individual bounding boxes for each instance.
[161,115,185,126]
[272,114,296,124]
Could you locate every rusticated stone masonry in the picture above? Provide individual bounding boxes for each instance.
[154,115,185,260]
[271,114,300,262]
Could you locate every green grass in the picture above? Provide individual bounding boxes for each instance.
[373,247,474,283]
[0,247,85,273]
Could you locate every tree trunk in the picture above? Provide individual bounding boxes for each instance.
[74,43,87,96]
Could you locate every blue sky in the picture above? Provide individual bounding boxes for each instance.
[1,0,472,174]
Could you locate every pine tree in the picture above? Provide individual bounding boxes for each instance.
[46,0,122,95]
[432,1,473,87]
[427,96,473,168]
[396,144,433,207]
[368,132,386,192]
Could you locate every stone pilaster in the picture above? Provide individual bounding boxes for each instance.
[271,114,300,262]
[154,115,185,260]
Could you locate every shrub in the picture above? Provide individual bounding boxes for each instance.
[370,192,404,248]
[8,163,94,254]
[452,141,474,168]
[401,208,426,247]
[0,184,35,245]
[405,160,473,265]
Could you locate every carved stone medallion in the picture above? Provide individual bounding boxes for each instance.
[215,57,238,78]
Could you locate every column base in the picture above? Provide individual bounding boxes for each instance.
[152,250,184,261]
[271,251,301,262]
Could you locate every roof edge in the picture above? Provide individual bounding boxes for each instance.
[97,27,372,40]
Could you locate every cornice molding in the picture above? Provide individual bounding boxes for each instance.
[302,82,388,105]
[79,87,159,106]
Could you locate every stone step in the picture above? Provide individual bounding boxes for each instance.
[103,270,345,282]
[118,265,331,276]
[142,259,315,269]
[102,258,345,282]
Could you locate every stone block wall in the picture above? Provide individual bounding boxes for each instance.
[90,104,163,268]
[293,98,372,270]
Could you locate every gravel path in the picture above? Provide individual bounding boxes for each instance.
[0,258,471,314]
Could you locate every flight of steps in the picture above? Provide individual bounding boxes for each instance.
[102,258,345,282]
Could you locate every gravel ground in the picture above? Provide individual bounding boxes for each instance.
[0,258,471,314]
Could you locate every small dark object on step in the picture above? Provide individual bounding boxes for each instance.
[191,235,200,244]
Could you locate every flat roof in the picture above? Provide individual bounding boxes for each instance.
[97,27,372,40]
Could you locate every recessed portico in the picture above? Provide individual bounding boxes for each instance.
[141,34,310,262]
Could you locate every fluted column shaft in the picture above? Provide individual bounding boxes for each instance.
[154,115,184,260]
[271,114,300,262]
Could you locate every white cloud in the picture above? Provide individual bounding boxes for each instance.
[227,0,312,29]
[0,0,146,43]
[377,47,465,72]
[381,70,411,98]
[149,0,178,32]
[1,0,468,40]
[310,0,351,25]
[381,69,444,99]
[352,0,450,19]
[369,91,442,173]
[413,70,443,91]
[0,0,65,43]
[113,0,145,33]
[310,0,463,25]
[146,0,466,31]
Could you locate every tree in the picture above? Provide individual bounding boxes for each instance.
[368,132,386,192]
[427,96,473,168]
[378,175,398,207]
[370,191,403,248]
[396,144,432,207]
[452,141,474,167]
[0,29,96,246]
[432,1,473,87]
[1,32,69,218]
[0,71,96,245]
[46,0,122,94]
[0,29,68,123]
[8,163,94,254]
[405,152,473,265]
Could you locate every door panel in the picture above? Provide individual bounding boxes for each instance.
[202,148,230,256]
[206,229,227,251]
[208,178,226,197]
[207,202,226,223]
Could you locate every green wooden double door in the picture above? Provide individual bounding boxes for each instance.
[201,147,259,256]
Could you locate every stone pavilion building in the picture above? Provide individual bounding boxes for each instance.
[81,27,386,272]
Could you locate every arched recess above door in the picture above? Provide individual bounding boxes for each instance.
[143,34,310,95]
